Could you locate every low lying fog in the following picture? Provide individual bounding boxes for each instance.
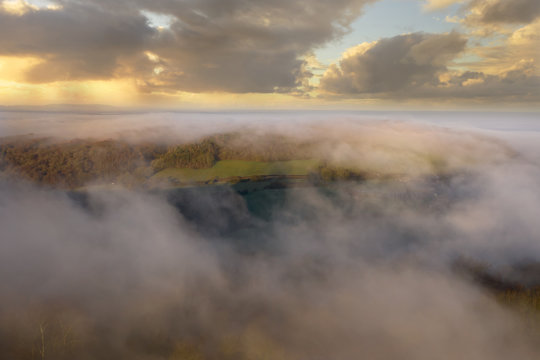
[1,110,539,359]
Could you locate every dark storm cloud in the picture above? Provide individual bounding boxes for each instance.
[0,0,375,92]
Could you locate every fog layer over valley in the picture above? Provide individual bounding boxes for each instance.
[1,111,540,359]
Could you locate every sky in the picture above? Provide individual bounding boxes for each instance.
[0,0,538,109]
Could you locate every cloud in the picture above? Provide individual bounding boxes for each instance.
[0,1,155,82]
[424,0,540,25]
[132,0,375,93]
[0,0,38,15]
[2,114,540,358]
[423,0,466,11]
[426,0,540,25]
[0,0,535,104]
[320,32,467,95]
[462,19,540,76]
[465,0,540,25]
[437,60,539,99]
[0,0,375,93]
[320,30,540,102]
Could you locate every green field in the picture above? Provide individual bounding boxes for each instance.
[152,159,320,183]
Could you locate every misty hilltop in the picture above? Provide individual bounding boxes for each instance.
[0,119,515,190]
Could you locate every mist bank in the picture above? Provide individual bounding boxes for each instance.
[2,170,540,359]
[0,111,521,189]
[1,109,538,142]
[1,111,540,359]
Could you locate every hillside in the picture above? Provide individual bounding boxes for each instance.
[0,134,364,189]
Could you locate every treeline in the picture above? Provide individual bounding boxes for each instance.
[0,133,363,188]
[151,139,219,171]
[0,137,161,188]
[151,133,316,171]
